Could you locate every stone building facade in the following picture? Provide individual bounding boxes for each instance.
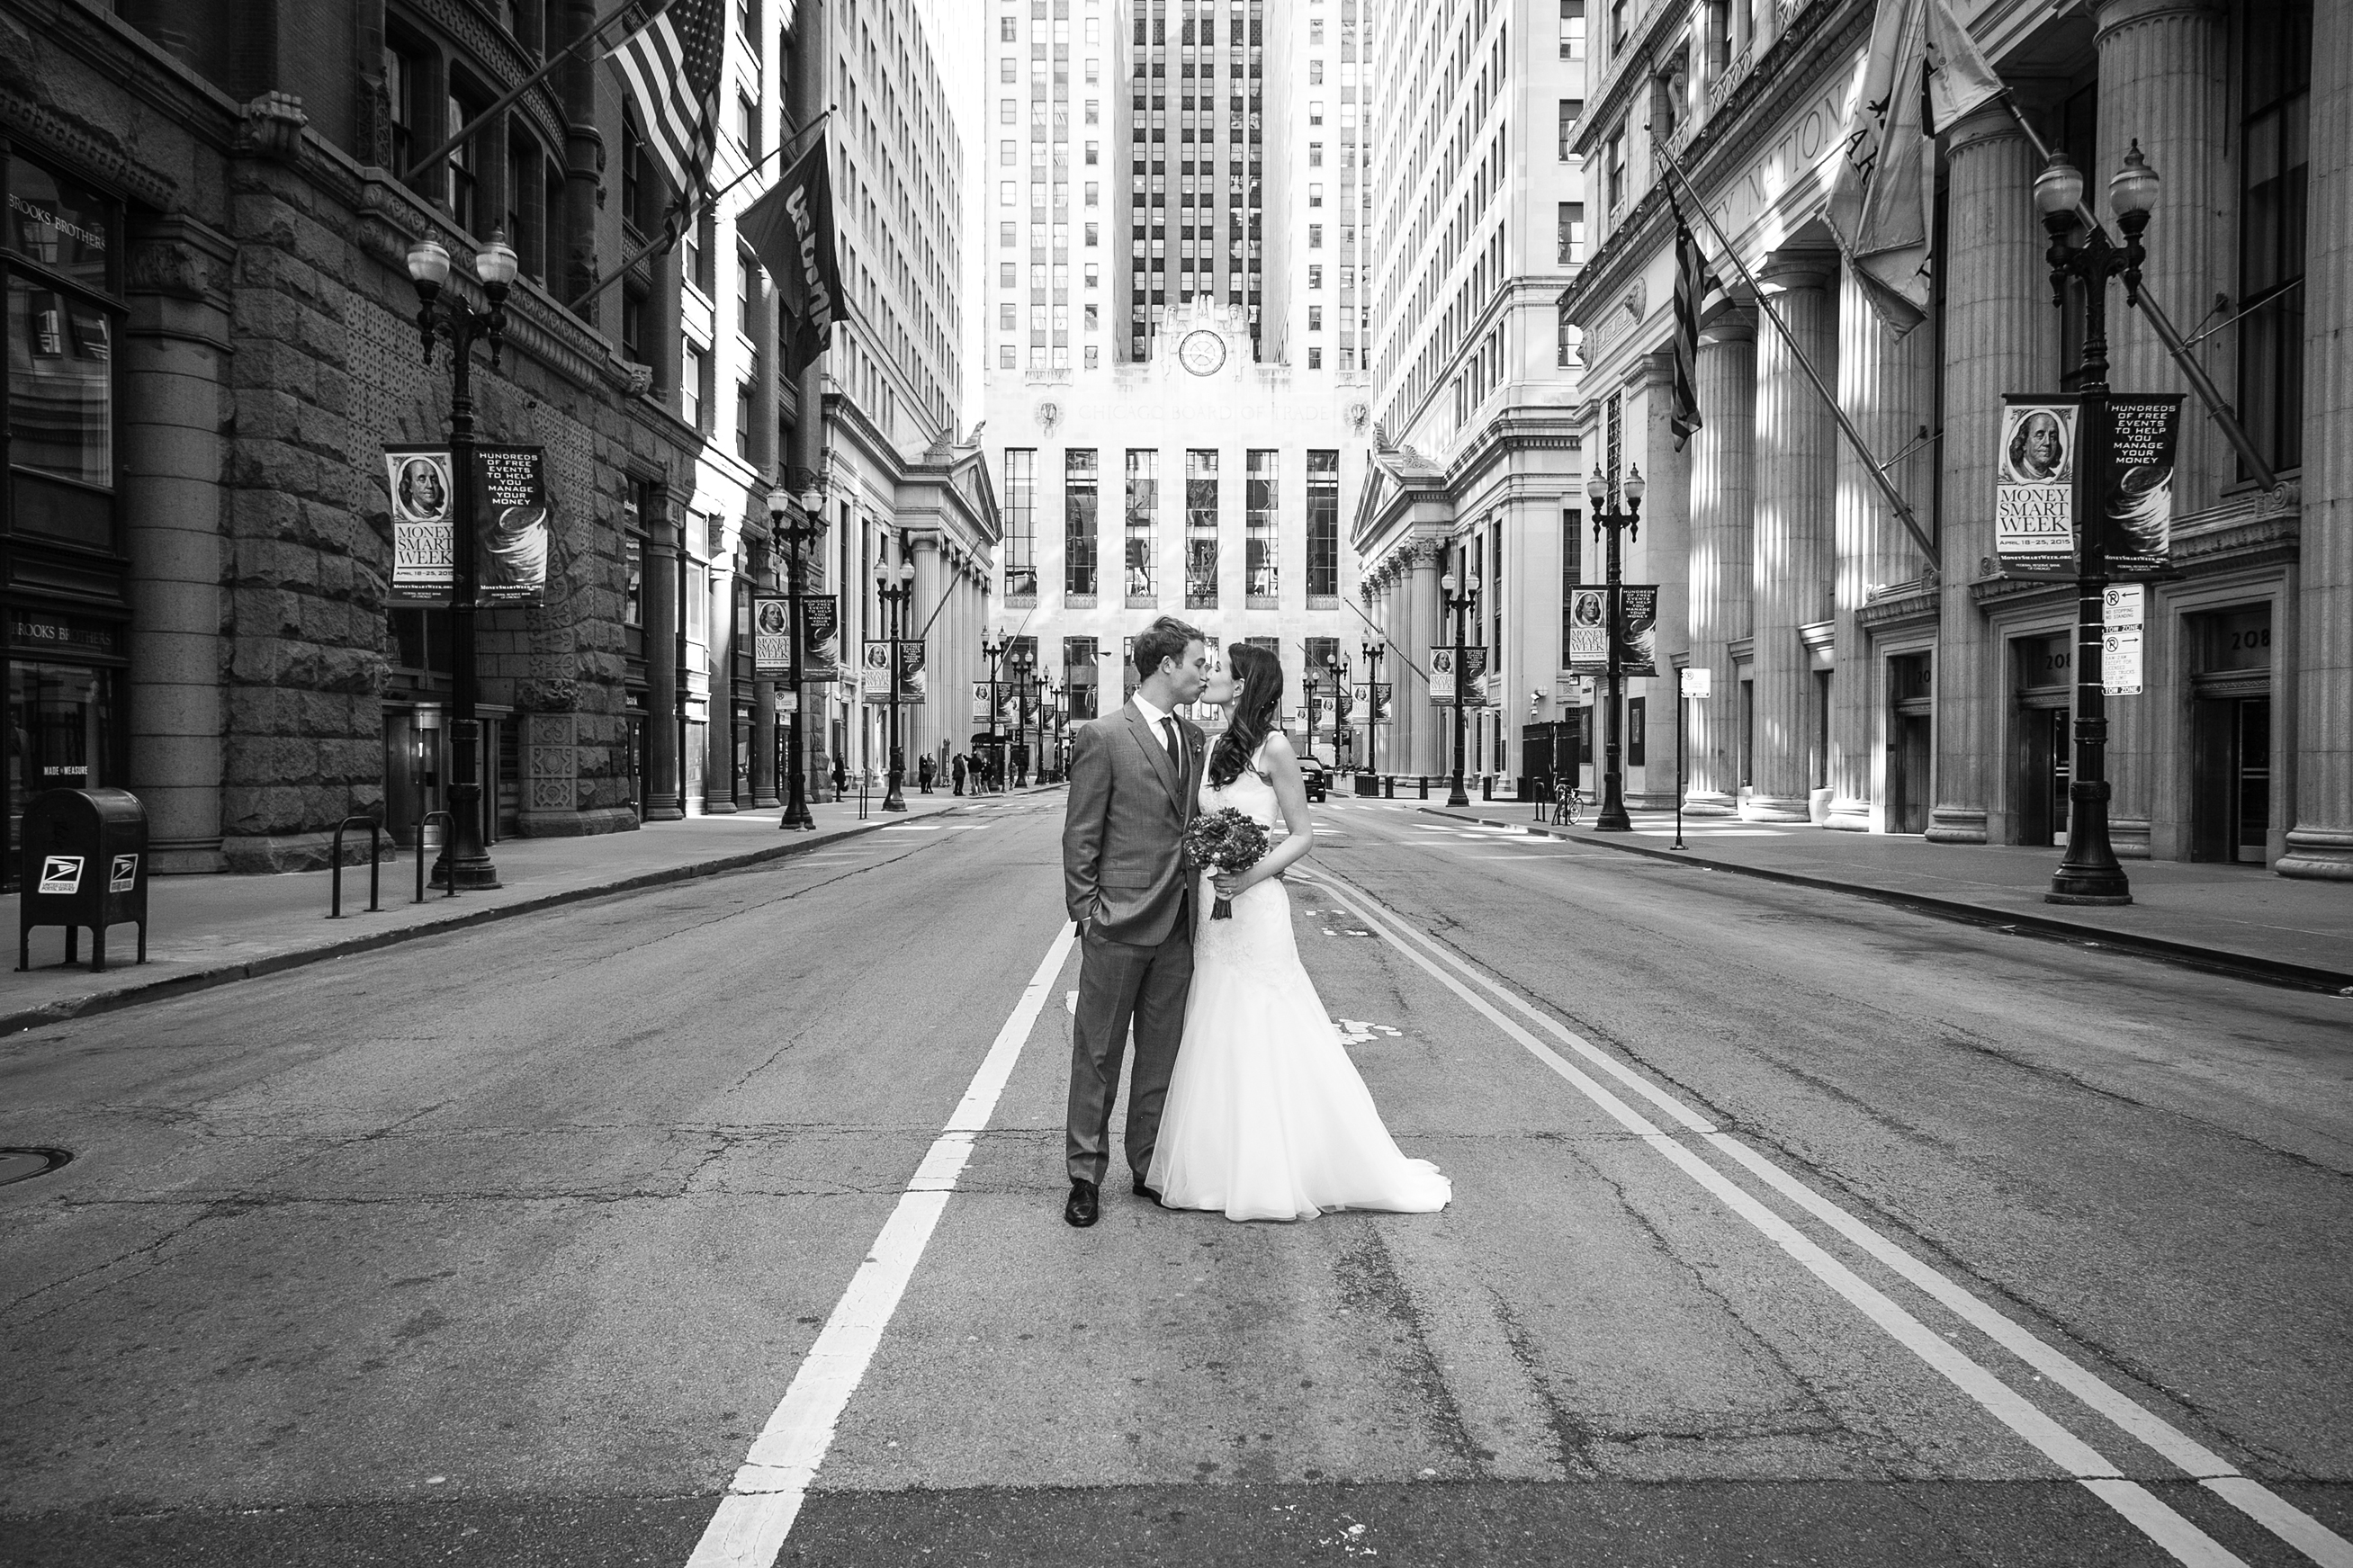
[1559,0,2347,877]
[0,0,983,883]
[1352,0,1591,784]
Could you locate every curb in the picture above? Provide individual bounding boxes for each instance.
[1419,807,2353,996]
[1,795,1055,1039]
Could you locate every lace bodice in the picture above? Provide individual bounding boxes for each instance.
[1199,738,1280,828]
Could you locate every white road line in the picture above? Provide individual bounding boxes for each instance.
[682,924,1078,1568]
[1303,874,2341,1568]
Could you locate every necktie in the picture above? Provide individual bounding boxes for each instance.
[1160,716,1182,775]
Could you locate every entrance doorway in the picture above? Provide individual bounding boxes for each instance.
[1886,653,1931,835]
[2013,633,2071,847]
[2188,605,2273,865]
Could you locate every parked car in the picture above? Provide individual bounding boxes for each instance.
[1298,756,1330,802]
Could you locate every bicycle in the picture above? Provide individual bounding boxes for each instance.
[1550,782,1584,827]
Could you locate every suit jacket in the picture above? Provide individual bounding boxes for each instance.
[1062,700,1206,946]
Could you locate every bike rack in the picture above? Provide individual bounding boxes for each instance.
[328,815,383,918]
[414,810,458,903]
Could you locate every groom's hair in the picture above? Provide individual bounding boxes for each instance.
[1133,615,1206,677]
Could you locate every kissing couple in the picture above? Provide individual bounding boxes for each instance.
[1058,616,1452,1226]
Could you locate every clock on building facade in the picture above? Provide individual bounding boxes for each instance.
[1178,329,1226,376]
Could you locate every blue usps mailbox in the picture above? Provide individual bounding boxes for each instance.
[18,787,149,973]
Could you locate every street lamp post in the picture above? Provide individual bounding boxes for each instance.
[406,231,518,890]
[1008,641,1037,786]
[1361,639,1385,776]
[1585,463,1647,833]
[1324,651,1351,771]
[875,550,916,812]
[1302,668,1322,764]
[767,482,822,830]
[1438,547,1478,808]
[2033,142,2160,906]
[980,626,1012,793]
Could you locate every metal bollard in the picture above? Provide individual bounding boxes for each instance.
[1417,775,1429,800]
[415,810,458,902]
[1382,774,1396,799]
[1481,775,1494,802]
[328,815,382,918]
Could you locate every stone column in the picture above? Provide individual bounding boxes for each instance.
[910,532,945,766]
[2090,0,2229,856]
[2279,0,2353,879]
[1685,301,1756,812]
[1747,251,1838,821]
[704,522,738,813]
[123,220,234,874]
[1932,103,2053,843]
[1406,544,1442,777]
[1828,257,1935,830]
[2094,0,2229,515]
[643,491,684,820]
[1633,350,1693,807]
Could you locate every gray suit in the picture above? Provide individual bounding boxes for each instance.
[1061,701,1205,1186]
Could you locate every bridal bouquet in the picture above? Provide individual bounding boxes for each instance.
[1183,807,1273,920]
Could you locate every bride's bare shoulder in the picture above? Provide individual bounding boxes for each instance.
[1260,730,1300,773]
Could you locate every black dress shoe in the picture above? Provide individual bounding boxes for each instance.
[1132,1177,1163,1204]
[1064,1178,1100,1228]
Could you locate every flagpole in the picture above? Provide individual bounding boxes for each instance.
[1652,139,1941,571]
[398,0,675,188]
[1996,97,2278,492]
[571,111,832,310]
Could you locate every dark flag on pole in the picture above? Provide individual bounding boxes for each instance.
[1668,190,1707,452]
[741,136,845,382]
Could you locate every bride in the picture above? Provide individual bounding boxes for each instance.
[1145,642,1452,1222]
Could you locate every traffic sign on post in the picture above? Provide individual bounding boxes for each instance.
[1681,667,1712,699]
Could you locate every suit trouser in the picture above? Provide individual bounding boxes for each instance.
[1066,918,1193,1185]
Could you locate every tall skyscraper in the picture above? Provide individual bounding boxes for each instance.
[977,0,1373,768]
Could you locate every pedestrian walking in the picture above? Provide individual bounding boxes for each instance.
[831,757,848,802]
[951,752,966,795]
[918,754,935,794]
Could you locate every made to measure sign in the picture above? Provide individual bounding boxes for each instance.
[1994,396,2079,575]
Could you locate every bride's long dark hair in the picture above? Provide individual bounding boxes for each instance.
[1209,641,1284,787]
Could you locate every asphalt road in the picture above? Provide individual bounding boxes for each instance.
[4,793,2347,1567]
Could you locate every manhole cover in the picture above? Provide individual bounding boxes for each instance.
[0,1148,70,1186]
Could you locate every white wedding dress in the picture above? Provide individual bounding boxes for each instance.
[1145,743,1451,1222]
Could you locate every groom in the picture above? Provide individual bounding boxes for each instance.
[1059,616,1209,1228]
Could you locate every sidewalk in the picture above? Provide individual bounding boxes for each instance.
[1423,803,2353,992]
[2,784,1059,1036]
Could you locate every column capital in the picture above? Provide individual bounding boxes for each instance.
[1945,98,2032,159]
[2091,0,2222,47]
[1701,299,1757,343]
[1757,248,1839,294]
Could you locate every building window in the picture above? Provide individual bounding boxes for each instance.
[1185,449,1218,607]
[1308,223,1324,247]
[1064,636,1100,719]
[1558,305,1580,366]
[1064,449,1098,596]
[1559,99,1584,159]
[1306,450,1338,597]
[1560,506,1583,653]
[5,153,122,561]
[384,36,422,177]
[734,380,752,459]
[1308,264,1323,289]
[681,342,706,430]
[1003,449,1037,596]
[1124,449,1158,600]
[1606,130,1626,211]
[1561,0,1588,57]
[1558,201,1586,264]
[1308,101,1324,125]
[445,87,483,232]
[1245,448,1279,600]
[738,250,757,334]
[1307,346,1322,369]
[1307,305,1323,330]
[623,531,644,627]
[2239,0,2312,475]
[622,283,648,364]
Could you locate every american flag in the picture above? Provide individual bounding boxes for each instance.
[606,0,723,209]
[1667,189,1708,452]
